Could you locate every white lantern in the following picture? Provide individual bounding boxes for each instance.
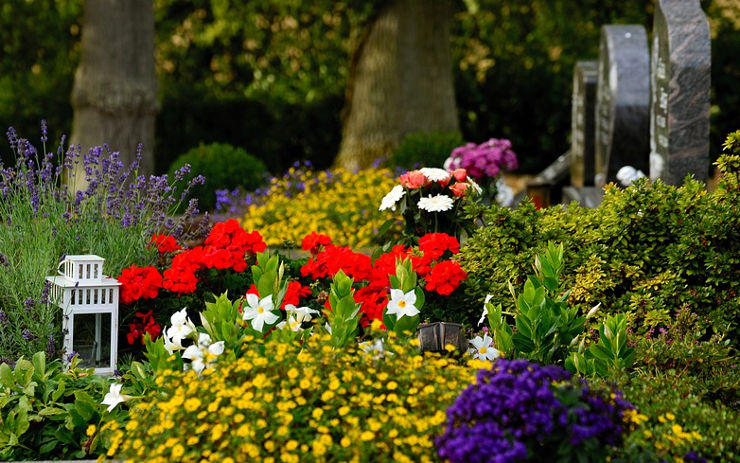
[46,255,120,375]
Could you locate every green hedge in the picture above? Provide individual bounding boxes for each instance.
[458,151,740,342]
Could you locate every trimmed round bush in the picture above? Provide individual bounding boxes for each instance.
[168,143,267,212]
[389,130,464,169]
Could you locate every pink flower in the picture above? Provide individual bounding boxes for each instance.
[400,170,428,189]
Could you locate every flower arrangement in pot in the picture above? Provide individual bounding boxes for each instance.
[379,167,482,243]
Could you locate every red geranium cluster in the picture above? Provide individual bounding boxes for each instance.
[126,310,161,345]
[299,231,466,327]
[161,219,267,294]
[117,265,163,304]
[149,234,182,253]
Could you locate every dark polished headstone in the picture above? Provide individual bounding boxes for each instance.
[571,61,598,187]
[594,25,650,187]
[649,0,711,185]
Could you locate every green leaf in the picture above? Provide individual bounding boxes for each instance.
[512,333,535,353]
[31,351,46,379]
[13,359,34,388]
[0,363,12,388]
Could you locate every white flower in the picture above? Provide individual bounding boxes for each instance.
[360,338,391,359]
[418,194,454,212]
[166,307,196,347]
[166,323,193,349]
[385,288,420,319]
[420,167,451,182]
[478,295,494,326]
[325,322,332,334]
[379,185,406,211]
[285,304,320,324]
[443,156,459,170]
[101,383,131,412]
[277,314,303,332]
[242,293,280,332]
[468,179,483,195]
[182,335,225,375]
[170,307,189,326]
[468,334,499,361]
[163,335,182,355]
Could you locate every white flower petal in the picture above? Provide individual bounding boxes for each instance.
[418,194,454,212]
[379,185,406,211]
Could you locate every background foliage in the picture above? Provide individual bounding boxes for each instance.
[1,1,736,176]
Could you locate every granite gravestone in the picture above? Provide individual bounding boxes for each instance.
[594,25,650,187]
[570,61,598,187]
[649,0,711,185]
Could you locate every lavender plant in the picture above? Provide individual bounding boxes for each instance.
[0,123,208,361]
[435,358,636,463]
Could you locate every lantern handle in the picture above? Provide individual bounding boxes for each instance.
[57,259,68,276]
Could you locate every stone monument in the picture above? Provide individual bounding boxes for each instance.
[570,61,598,188]
[649,0,711,185]
[594,25,650,187]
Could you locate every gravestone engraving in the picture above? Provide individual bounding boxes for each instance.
[594,25,650,187]
[649,0,711,185]
[570,61,598,187]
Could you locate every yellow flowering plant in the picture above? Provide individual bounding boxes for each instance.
[240,166,402,248]
[102,326,487,463]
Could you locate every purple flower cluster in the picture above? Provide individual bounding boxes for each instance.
[1,126,209,241]
[445,138,518,182]
[435,359,634,463]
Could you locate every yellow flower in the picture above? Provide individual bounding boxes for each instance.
[86,424,96,437]
[361,431,375,441]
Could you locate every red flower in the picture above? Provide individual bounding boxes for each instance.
[419,233,460,261]
[126,310,161,345]
[451,168,467,182]
[162,264,199,294]
[449,182,470,197]
[150,234,182,253]
[399,170,428,189]
[202,220,266,272]
[425,260,467,296]
[283,281,312,308]
[301,232,332,255]
[354,286,387,328]
[117,265,163,304]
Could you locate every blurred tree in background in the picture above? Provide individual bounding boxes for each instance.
[1,0,737,176]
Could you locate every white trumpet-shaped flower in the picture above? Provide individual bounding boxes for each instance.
[182,334,225,375]
[467,334,500,361]
[385,289,419,320]
[285,304,319,323]
[242,293,280,332]
[101,383,132,412]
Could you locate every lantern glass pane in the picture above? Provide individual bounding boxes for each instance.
[72,313,111,368]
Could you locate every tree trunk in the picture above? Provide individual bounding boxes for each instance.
[70,0,158,188]
[335,0,459,171]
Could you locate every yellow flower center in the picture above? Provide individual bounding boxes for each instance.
[398,300,406,308]
[258,306,264,314]
[479,347,488,354]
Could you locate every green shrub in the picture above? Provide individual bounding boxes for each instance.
[459,149,740,343]
[168,143,267,212]
[605,369,740,462]
[388,130,463,169]
[0,353,110,460]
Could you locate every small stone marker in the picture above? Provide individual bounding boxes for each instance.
[594,25,650,187]
[570,61,598,187]
[649,0,711,185]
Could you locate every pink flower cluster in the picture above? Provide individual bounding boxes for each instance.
[445,138,518,182]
